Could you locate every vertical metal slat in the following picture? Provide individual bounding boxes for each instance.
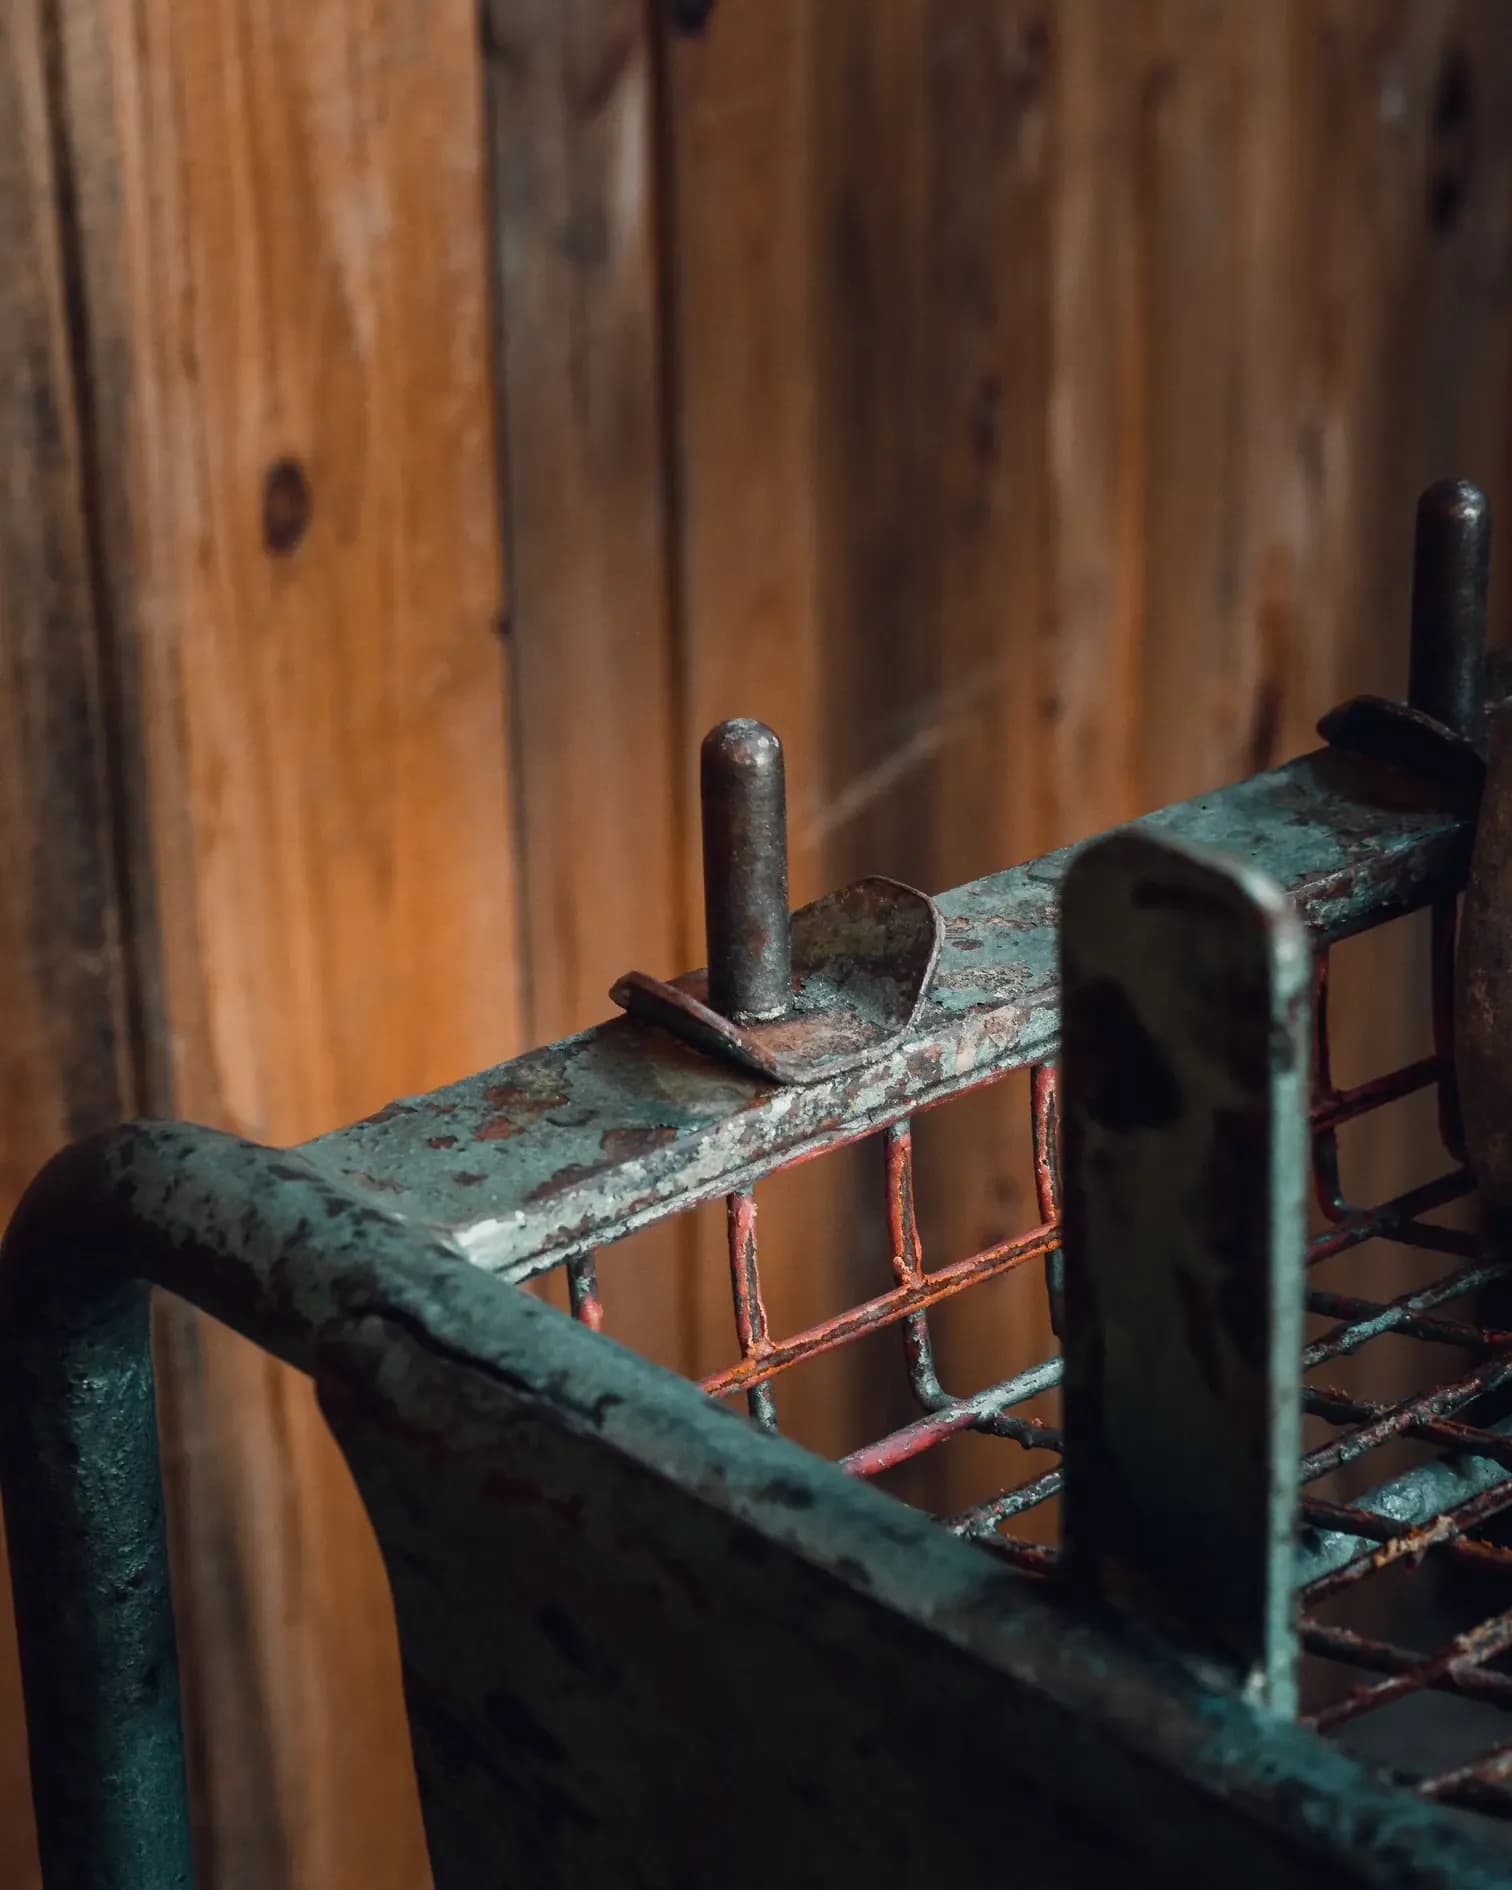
[1059,830,1311,1715]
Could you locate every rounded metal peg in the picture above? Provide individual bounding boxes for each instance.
[701,719,793,1022]
[1409,478,1490,752]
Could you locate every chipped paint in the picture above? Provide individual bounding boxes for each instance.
[1059,834,1310,1717]
[307,746,1473,1278]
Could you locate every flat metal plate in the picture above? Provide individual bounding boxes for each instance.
[1059,832,1310,1714]
[611,877,942,1084]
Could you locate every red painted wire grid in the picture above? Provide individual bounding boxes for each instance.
[556,898,1512,1818]
[1293,902,1512,1819]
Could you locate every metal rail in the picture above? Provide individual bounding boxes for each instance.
[306,743,1471,1275]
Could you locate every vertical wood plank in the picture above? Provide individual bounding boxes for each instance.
[1303,0,1512,1216]
[1308,0,1512,706]
[483,0,694,1364]
[1040,0,1144,850]
[0,3,135,1219]
[807,0,963,1465]
[810,0,939,897]
[0,7,138,1880]
[662,0,820,903]
[1130,1,1314,808]
[40,2,519,1885]
[1297,0,1451,1227]
[485,0,681,1039]
[900,1,1059,1512]
[659,1,841,1421]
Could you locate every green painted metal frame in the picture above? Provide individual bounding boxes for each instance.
[1060,833,1311,1716]
[2,737,1507,1887]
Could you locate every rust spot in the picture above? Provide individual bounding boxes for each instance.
[483,1079,570,1113]
[906,1044,944,1085]
[475,1118,524,1143]
[428,1134,458,1150]
[524,1160,614,1204]
[599,1124,677,1160]
[452,1171,488,1188]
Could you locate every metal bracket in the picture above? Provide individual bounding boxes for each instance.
[610,718,941,1085]
[1317,695,1484,797]
[612,875,941,1086]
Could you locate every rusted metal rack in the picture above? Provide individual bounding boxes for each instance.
[5,484,1512,1887]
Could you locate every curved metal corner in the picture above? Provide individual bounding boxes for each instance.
[0,1121,465,1890]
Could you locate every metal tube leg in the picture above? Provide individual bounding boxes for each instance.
[0,1257,194,1890]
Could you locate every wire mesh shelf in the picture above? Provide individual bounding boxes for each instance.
[550,886,1512,1824]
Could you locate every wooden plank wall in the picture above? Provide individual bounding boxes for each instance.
[2,1,1511,1885]
[0,6,144,1876]
[1,0,517,1884]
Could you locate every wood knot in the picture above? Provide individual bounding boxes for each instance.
[1427,46,1475,239]
[262,458,312,556]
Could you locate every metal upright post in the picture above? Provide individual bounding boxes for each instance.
[700,719,794,1023]
[1058,831,1312,1715]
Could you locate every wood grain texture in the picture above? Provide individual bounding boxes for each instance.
[0,2,136,1187]
[6,1,1512,1882]
[485,0,682,1040]
[658,0,840,1423]
[483,0,697,1364]
[657,0,1512,1516]
[0,8,140,1881]
[28,2,519,1886]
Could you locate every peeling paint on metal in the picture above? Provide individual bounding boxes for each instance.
[306,747,1473,1278]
